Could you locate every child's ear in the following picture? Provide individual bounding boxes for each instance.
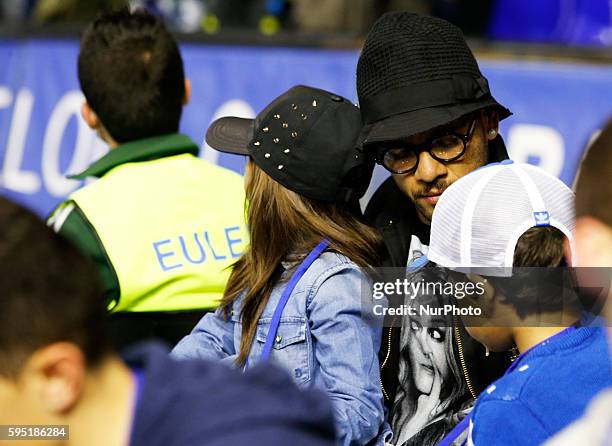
[26,343,86,415]
[464,273,497,317]
[81,102,100,130]
[183,78,191,106]
[466,273,494,299]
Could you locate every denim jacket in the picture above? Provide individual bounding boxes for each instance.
[172,251,390,445]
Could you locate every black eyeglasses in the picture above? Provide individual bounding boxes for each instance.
[377,118,478,174]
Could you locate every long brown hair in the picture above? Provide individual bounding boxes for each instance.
[222,160,383,365]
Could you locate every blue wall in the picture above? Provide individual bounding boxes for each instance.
[1,39,611,216]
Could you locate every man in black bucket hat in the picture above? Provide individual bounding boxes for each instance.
[356,11,513,445]
[358,11,512,263]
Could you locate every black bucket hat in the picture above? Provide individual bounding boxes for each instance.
[206,85,373,202]
[357,12,511,148]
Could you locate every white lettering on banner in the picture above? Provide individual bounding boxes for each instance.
[0,86,12,108]
[2,89,41,193]
[586,129,602,149]
[0,87,12,188]
[507,124,565,177]
[42,91,97,197]
[201,99,256,164]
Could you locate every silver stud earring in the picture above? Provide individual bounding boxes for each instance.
[509,346,520,362]
[488,129,497,138]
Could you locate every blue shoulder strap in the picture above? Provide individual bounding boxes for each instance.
[258,239,330,364]
[437,414,471,446]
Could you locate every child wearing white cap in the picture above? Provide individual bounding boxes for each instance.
[429,162,612,446]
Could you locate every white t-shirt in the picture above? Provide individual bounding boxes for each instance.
[407,234,429,267]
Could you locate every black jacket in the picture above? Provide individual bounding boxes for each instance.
[365,136,513,408]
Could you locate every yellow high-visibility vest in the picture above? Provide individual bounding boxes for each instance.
[70,153,247,312]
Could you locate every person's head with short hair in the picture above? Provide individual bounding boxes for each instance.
[78,8,190,146]
[0,198,338,445]
[357,12,511,224]
[573,120,612,326]
[426,162,579,353]
[0,196,128,433]
[462,225,578,352]
[573,120,612,268]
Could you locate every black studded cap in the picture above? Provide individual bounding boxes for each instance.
[356,12,511,148]
[206,85,372,202]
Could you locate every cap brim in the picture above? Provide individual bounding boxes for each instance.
[205,117,254,155]
[360,98,511,147]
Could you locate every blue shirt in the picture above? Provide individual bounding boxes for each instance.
[171,251,389,446]
[468,327,612,445]
[124,342,336,446]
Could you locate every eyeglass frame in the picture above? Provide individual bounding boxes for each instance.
[375,117,479,175]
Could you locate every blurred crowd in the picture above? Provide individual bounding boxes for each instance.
[1,0,611,45]
[4,0,425,34]
[0,0,612,46]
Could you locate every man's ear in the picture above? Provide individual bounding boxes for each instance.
[484,109,500,141]
[25,343,86,415]
[81,102,100,130]
[183,78,191,106]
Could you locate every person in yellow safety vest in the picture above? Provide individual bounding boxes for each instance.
[47,8,247,350]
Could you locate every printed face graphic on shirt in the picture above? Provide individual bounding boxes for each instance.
[391,265,477,446]
[392,312,458,446]
[406,316,450,395]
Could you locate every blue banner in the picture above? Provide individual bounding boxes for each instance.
[1,38,611,217]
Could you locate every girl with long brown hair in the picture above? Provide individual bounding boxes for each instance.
[173,86,390,445]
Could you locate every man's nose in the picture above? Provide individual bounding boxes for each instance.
[414,151,446,183]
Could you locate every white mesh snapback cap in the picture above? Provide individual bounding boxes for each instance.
[427,161,575,276]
